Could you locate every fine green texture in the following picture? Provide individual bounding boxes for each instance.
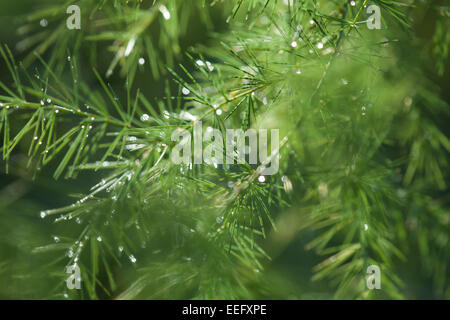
[0,0,449,299]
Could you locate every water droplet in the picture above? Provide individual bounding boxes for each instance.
[258,176,266,183]
[40,212,46,218]
[282,176,293,192]
[140,114,150,122]
[96,236,102,242]
[182,87,190,95]
[216,109,222,116]
[124,38,136,57]
[291,41,298,48]
[118,246,124,253]
[206,61,214,72]
[318,182,328,197]
[364,224,369,231]
[40,19,48,27]
[350,1,356,6]
[138,58,145,65]
[296,69,302,75]
[163,110,170,119]
[404,97,413,107]
[129,254,137,263]
[317,42,324,49]
[53,236,60,243]
[67,56,71,62]
[159,5,171,20]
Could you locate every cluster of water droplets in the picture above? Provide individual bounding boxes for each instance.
[196,59,215,72]
[125,136,146,151]
[66,239,85,264]
[116,244,137,264]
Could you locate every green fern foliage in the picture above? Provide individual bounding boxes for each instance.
[0,0,448,300]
